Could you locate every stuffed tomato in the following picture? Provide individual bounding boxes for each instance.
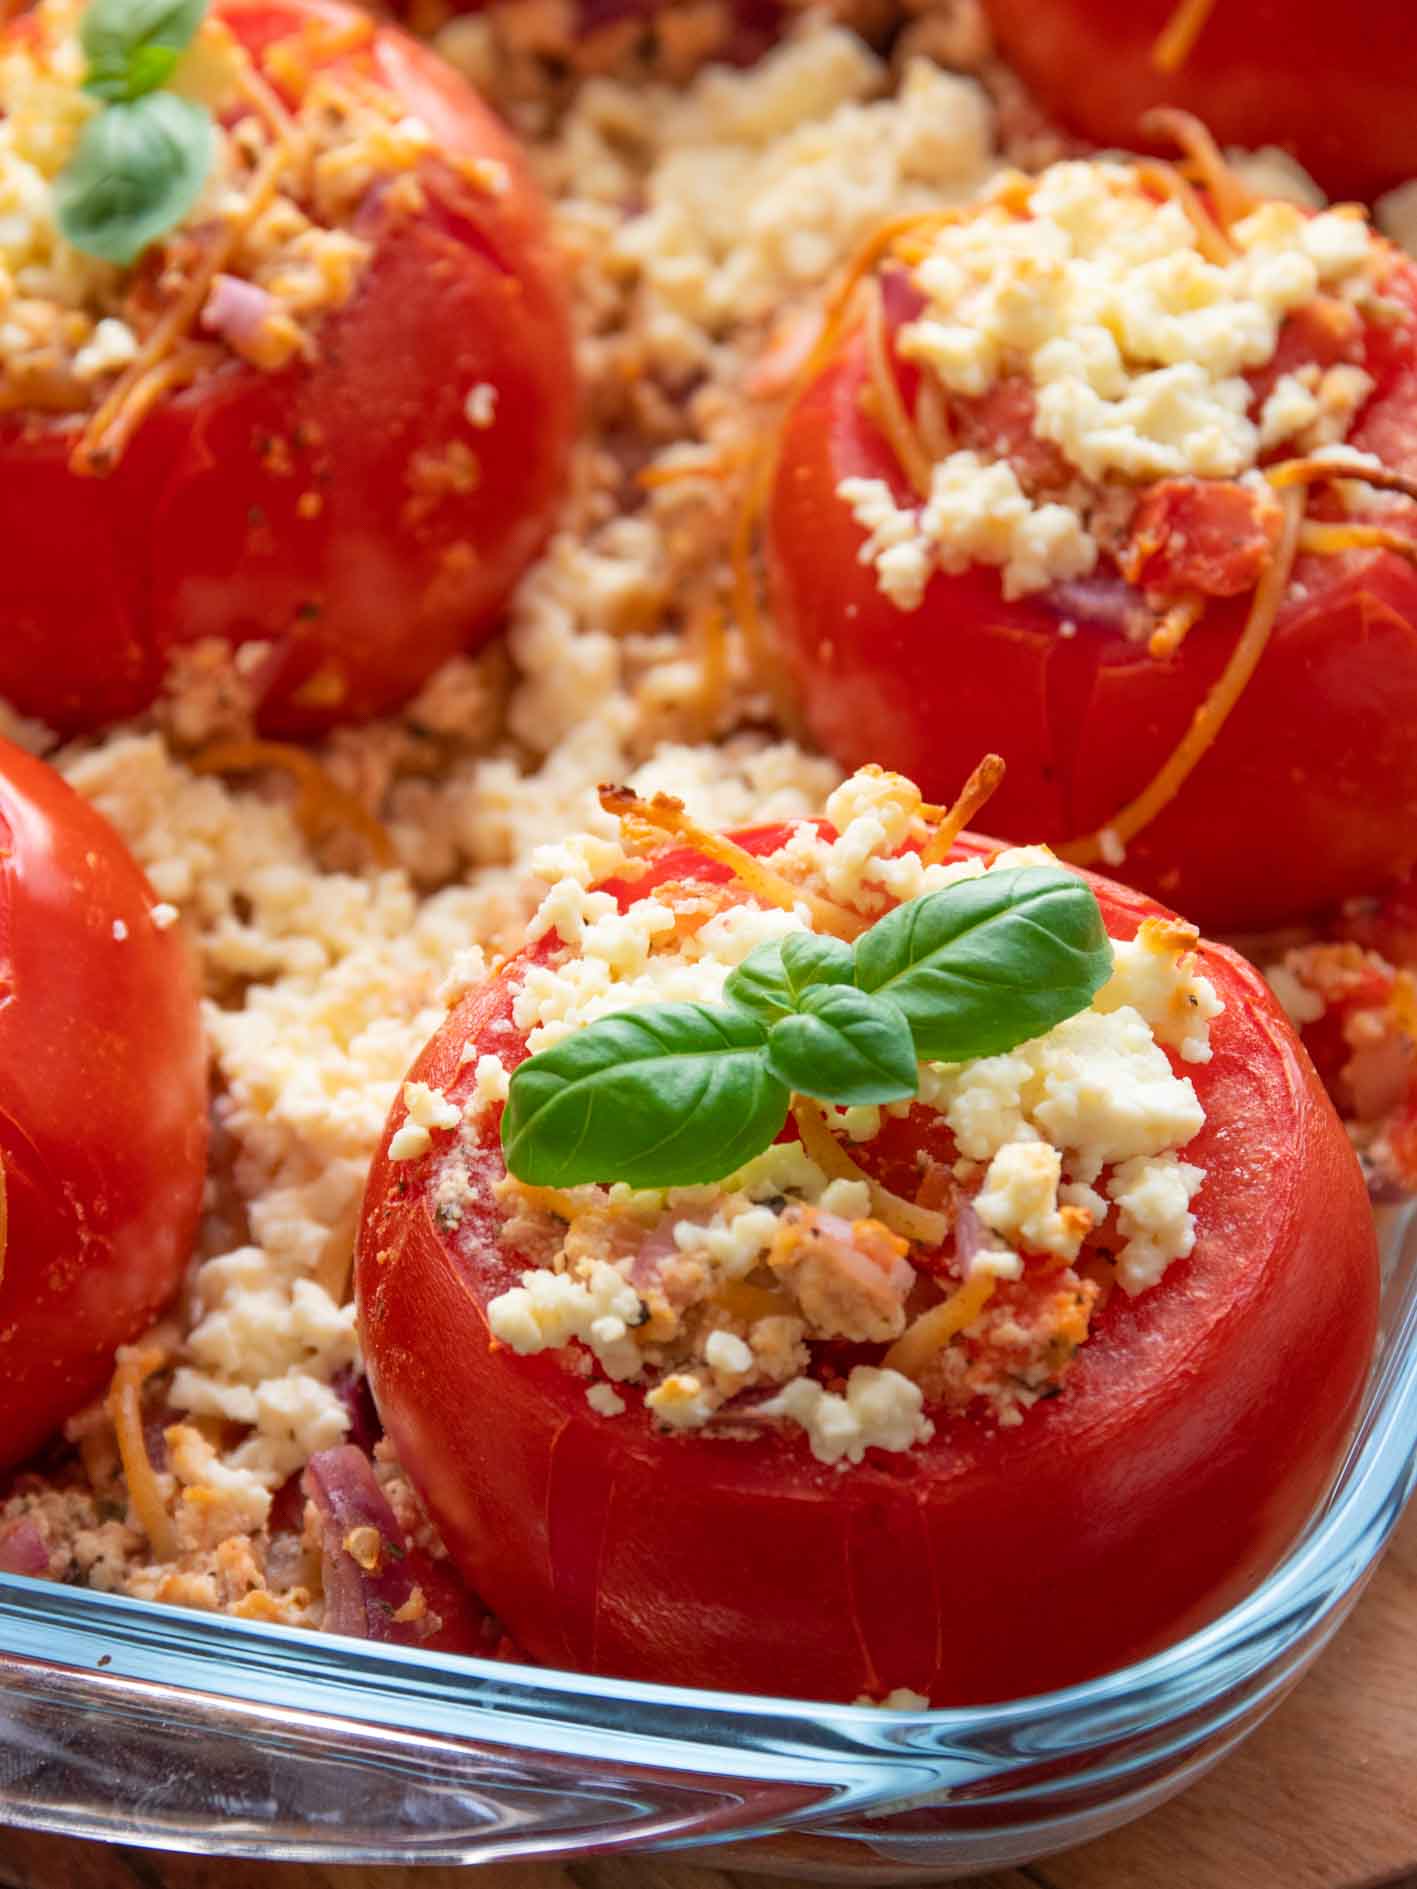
[357,764,1378,1706]
[0,739,207,1468]
[766,157,1417,932]
[980,0,1417,202]
[0,0,574,736]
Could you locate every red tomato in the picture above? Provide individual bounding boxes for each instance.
[767,254,1417,934]
[356,823,1378,1707]
[0,0,575,737]
[979,0,1417,202]
[0,740,207,1469]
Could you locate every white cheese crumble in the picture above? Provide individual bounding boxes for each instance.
[840,454,1097,608]
[755,1366,933,1466]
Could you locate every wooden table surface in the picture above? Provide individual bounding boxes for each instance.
[1,1500,1414,1889]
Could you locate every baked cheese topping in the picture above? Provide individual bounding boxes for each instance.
[0,0,440,409]
[836,159,1393,610]
[459,768,1220,1464]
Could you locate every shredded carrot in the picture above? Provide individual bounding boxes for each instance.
[1060,483,1305,866]
[1148,592,1207,659]
[108,1345,177,1561]
[599,786,864,939]
[72,125,297,475]
[860,278,933,500]
[883,1269,996,1380]
[792,1099,952,1247]
[1133,160,1235,263]
[191,740,396,867]
[919,753,1006,868]
[637,452,735,490]
[1150,0,1219,72]
[1141,107,1253,231]
[1299,522,1417,564]
[1267,454,1417,505]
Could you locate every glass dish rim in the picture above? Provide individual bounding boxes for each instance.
[0,1201,1411,1839]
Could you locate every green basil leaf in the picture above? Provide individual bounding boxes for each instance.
[82,0,208,78]
[55,92,214,265]
[501,1003,789,1190]
[780,931,854,996]
[765,985,918,1107]
[854,866,1112,1064]
[724,932,854,1025]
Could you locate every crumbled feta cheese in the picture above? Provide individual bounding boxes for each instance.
[487,1262,644,1379]
[841,454,1097,607]
[1095,918,1225,1064]
[757,1366,933,1465]
[974,1140,1088,1260]
[1107,1152,1205,1295]
[388,1122,432,1162]
[403,1081,461,1132]
[704,1329,754,1376]
[645,1373,715,1428]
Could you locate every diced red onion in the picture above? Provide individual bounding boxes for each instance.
[200,274,278,351]
[0,1517,49,1578]
[304,1445,436,1646]
[1048,576,1142,634]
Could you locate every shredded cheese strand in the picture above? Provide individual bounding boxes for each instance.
[860,278,933,500]
[883,1269,996,1380]
[793,1099,952,1247]
[192,741,396,867]
[108,1346,177,1561]
[1133,160,1235,264]
[1060,484,1305,865]
[599,786,864,939]
[919,753,1006,867]
[1148,592,1207,659]
[1299,522,1417,564]
[1150,0,1220,74]
[1141,107,1254,229]
[1267,455,1417,505]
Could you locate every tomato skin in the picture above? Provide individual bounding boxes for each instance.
[357,828,1378,1706]
[767,261,1417,934]
[980,0,1417,202]
[0,0,575,737]
[0,740,207,1468]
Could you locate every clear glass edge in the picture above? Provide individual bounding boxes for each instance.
[0,1201,1409,1843]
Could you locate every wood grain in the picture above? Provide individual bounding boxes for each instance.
[0,1502,1412,1889]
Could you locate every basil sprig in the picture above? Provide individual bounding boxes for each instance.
[55,0,215,265]
[501,865,1112,1192]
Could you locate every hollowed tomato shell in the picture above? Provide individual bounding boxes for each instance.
[766,260,1417,934]
[357,827,1378,1707]
[0,740,207,1468]
[0,0,575,737]
[980,0,1417,203]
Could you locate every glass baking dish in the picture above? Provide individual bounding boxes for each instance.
[0,1199,1412,1881]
